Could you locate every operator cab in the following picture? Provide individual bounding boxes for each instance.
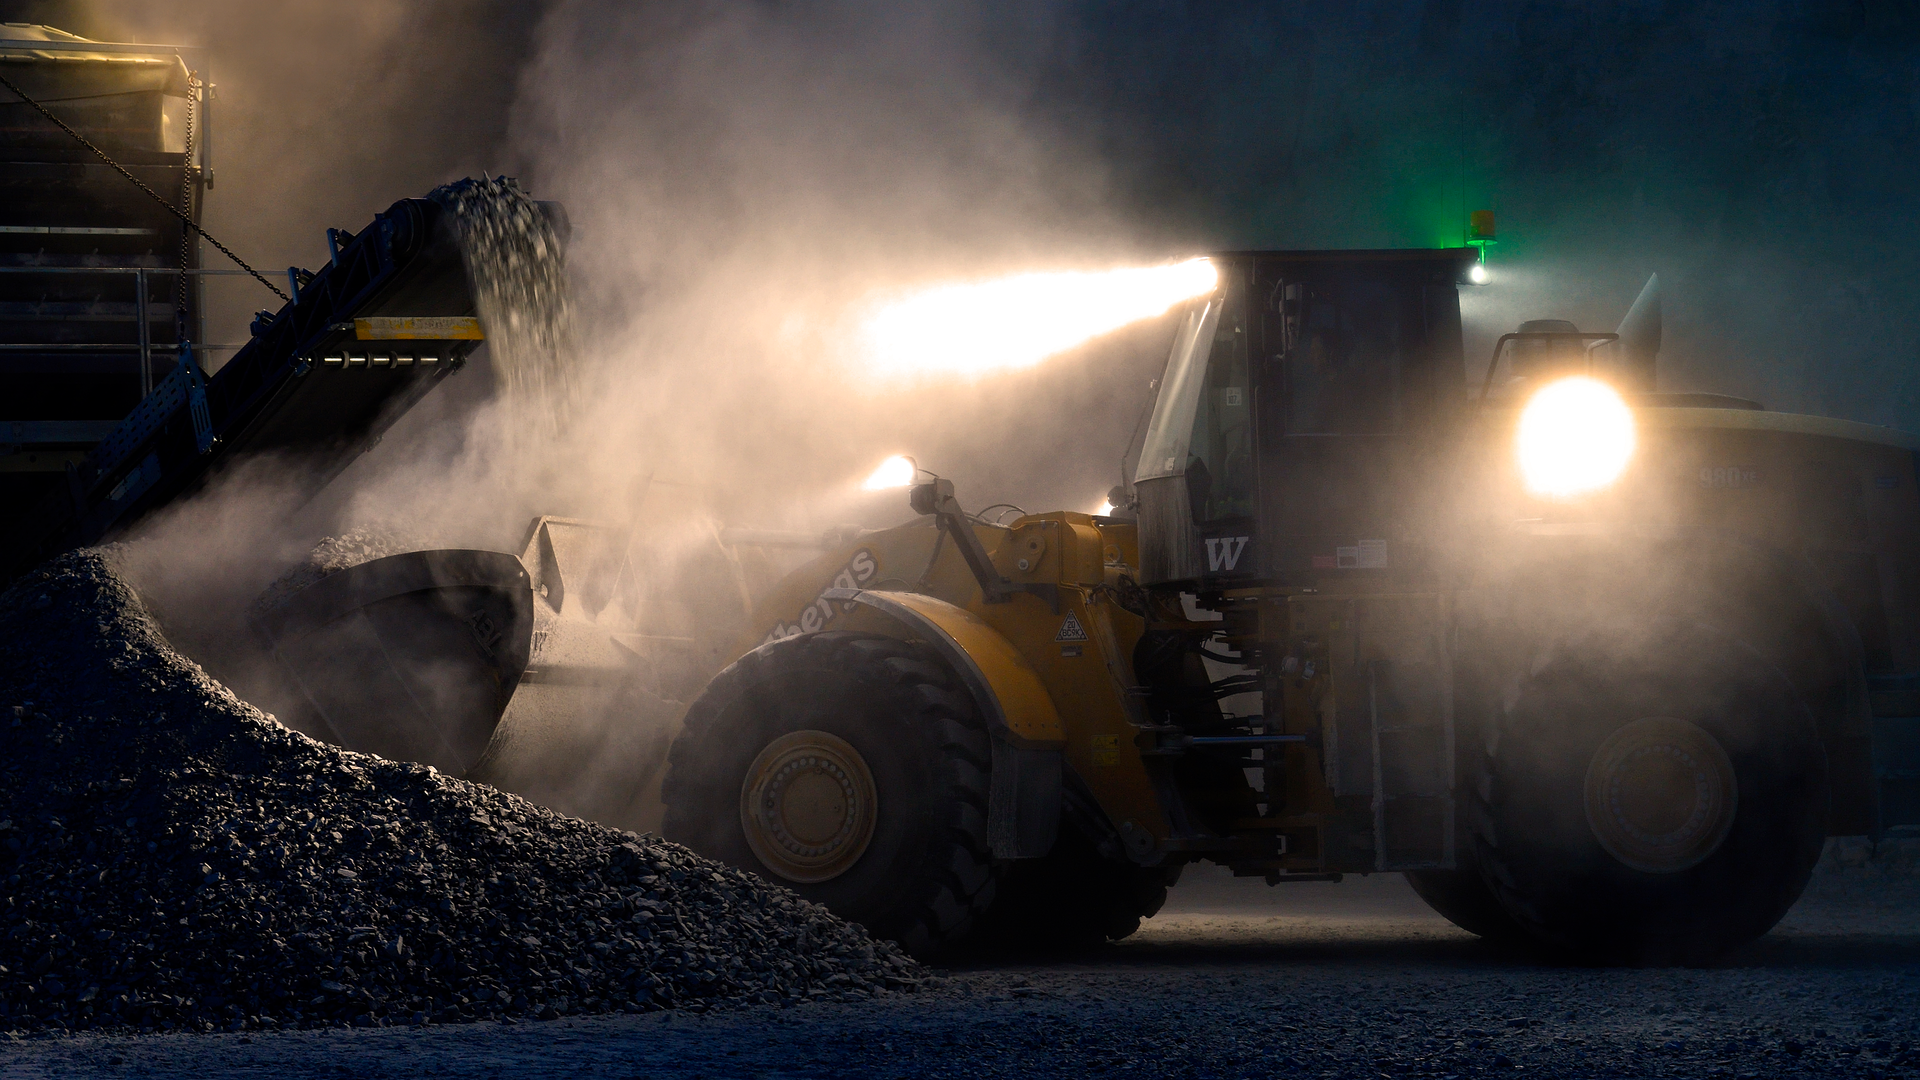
[1133,249,1477,589]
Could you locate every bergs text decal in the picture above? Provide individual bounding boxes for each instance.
[761,549,878,645]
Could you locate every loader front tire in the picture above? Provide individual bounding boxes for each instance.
[1472,621,1828,965]
[662,631,999,957]
[967,783,1177,951]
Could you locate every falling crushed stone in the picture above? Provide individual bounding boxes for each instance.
[430,175,575,445]
[0,550,925,1034]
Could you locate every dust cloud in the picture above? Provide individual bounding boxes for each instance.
[432,0,1181,535]
[68,0,1184,574]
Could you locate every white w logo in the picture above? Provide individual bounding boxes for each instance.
[1205,536,1250,572]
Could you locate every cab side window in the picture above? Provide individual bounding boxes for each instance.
[1281,281,1407,436]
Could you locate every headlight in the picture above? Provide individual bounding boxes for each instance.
[1516,376,1635,498]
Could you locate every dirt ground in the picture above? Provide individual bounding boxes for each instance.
[4,854,1918,1079]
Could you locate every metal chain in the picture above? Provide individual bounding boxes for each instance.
[176,74,197,325]
[0,69,289,301]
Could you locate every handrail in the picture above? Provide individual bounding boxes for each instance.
[0,38,204,57]
[0,268,251,274]
[1476,331,1620,403]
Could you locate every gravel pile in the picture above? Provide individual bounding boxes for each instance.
[0,550,924,1035]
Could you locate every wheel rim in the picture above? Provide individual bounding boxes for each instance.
[738,729,878,884]
[1583,716,1738,874]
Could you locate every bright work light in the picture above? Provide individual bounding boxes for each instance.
[861,454,917,490]
[1516,376,1635,498]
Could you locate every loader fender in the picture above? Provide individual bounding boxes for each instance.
[823,587,1064,860]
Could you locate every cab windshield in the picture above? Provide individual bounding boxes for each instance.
[1136,277,1254,524]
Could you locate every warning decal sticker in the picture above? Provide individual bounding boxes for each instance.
[355,316,484,341]
[1055,612,1090,642]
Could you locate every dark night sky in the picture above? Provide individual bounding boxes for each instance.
[1019,2,1920,423]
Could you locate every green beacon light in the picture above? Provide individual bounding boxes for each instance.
[1467,210,1495,284]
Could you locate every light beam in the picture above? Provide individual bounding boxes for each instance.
[863,258,1217,378]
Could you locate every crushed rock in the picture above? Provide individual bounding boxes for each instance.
[248,526,436,616]
[0,550,924,1035]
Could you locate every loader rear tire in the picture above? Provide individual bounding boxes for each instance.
[1404,869,1524,943]
[662,631,999,957]
[1472,621,1828,965]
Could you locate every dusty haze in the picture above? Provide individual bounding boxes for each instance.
[9,0,1918,648]
[355,0,1182,542]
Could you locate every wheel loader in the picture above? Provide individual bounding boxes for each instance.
[659,247,1920,963]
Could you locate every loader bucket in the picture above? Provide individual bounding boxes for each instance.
[252,549,533,776]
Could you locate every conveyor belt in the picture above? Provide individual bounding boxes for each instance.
[2,186,524,579]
